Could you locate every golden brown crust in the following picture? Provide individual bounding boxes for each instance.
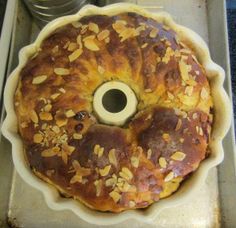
[14,13,213,212]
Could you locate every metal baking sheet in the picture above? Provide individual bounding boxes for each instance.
[0,0,235,227]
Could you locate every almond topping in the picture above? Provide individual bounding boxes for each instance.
[164,171,174,182]
[175,119,182,131]
[30,110,39,123]
[88,22,99,33]
[44,104,52,112]
[58,88,66,93]
[52,125,60,133]
[65,109,75,118]
[129,201,136,207]
[73,133,83,140]
[97,29,110,41]
[98,65,105,74]
[162,133,170,142]
[167,91,174,100]
[32,75,47,84]
[94,179,103,197]
[144,88,152,93]
[99,165,111,177]
[76,35,83,48]
[39,112,53,121]
[171,151,186,161]
[131,156,139,168]
[192,113,198,120]
[108,149,117,167]
[105,177,117,187]
[83,36,100,51]
[200,87,209,100]
[119,167,133,181]
[56,118,68,127]
[185,86,194,96]
[54,68,70,76]
[141,43,148,48]
[149,28,158,38]
[105,37,110,43]
[42,146,60,157]
[71,21,82,28]
[33,133,43,143]
[51,93,61,100]
[69,49,83,62]
[147,149,152,159]
[109,191,121,203]
[68,42,77,51]
[159,157,167,168]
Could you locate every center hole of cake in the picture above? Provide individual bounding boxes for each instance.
[102,89,127,113]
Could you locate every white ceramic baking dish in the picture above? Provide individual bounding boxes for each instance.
[1,3,232,225]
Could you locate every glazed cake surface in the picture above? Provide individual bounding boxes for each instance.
[15,12,213,212]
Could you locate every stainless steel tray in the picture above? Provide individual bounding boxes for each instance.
[0,0,236,227]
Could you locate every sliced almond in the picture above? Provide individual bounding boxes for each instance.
[108,149,117,167]
[112,20,127,33]
[200,87,209,100]
[41,146,60,157]
[149,28,159,38]
[70,175,82,184]
[105,37,110,43]
[171,151,186,161]
[129,201,136,207]
[120,167,133,181]
[52,45,59,54]
[88,22,99,33]
[52,125,60,133]
[144,88,152,93]
[94,179,103,197]
[105,177,117,187]
[68,42,78,52]
[54,68,70,76]
[162,133,170,142]
[65,109,75,118]
[99,165,111,177]
[73,133,83,140]
[81,25,88,34]
[76,35,83,48]
[167,91,174,100]
[109,191,121,203]
[180,138,185,143]
[97,29,110,41]
[141,43,148,48]
[147,149,152,159]
[33,133,43,143]
[83,36,100,51]
[44,104,52,112]
[39,112,53,121]
[164,171,174,182]
[192,113,198,120]
[68,49,83,62]
[32,75,47,84]
[56,118,68,127]
[71,21,82,28]
[185,86,194,96]
[51,93,61,101]
[98,65,105,74]
[94,144,100,155]
[30,110,39,123]
[159,157,167,168]
[98,147,104,158]
[175,119,182,131]
[179,60,190,82]
[131,156,139,168]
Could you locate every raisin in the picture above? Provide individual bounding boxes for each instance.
[74,111,87,121]
[75,123,83,132]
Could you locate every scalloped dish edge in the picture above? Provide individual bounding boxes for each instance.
[1,3,232,225]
